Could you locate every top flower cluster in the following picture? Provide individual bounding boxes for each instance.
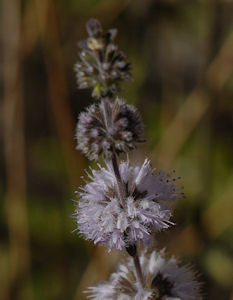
[74,18,131,99]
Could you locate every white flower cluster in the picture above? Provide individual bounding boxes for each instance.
[86,250,202,300]
[76,159,184,251]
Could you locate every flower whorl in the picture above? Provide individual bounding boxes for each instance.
[76,159,184,251]
[76,98,145,160]
[74,18,131,98]
[87,250,202,300]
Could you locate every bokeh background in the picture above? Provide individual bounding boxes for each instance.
[1,0,233,299]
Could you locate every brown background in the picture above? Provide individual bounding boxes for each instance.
[1,0,233,299]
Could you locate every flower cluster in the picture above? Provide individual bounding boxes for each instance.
[86,250,203,300]
[76,159,184,251]
[74,18,131,98]
[76,97,145,160]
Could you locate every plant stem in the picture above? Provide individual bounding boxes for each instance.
[111,152,126,207]
[102,98,143,286]
[101,97,126,207]
[133,252,144,287]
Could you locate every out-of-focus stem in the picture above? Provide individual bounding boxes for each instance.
[34,0,85,186]
[2,0,32,297]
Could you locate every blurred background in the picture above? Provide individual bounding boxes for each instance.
[1,0,233,299]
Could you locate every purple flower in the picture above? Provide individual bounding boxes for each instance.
[76,98,145,160]
[86,250,203,300]
[75,159,184,251]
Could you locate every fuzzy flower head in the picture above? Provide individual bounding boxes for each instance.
[76,159,184,251]
[76,98,145,160]
[86,250,203,300]
[74,18,131,98]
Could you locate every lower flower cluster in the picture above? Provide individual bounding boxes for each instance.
[86,250,202,300]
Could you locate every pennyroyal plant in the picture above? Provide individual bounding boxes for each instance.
[73,19,203,300]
